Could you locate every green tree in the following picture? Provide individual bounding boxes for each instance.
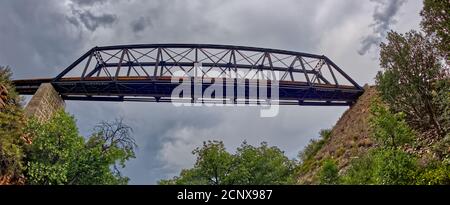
[0,66,26,182]
[377,30,448,137]
[342,99,419,185]
[25,111,136,185]
[159,141,234,185]
[233,141,296,184]
[370,99,415,148]
[159,141,296,185]
[318,159,340,185]
[420,0,450,56]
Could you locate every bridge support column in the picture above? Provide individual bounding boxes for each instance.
[24,83,65,122]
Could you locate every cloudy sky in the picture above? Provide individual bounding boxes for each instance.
[0,0,423,184]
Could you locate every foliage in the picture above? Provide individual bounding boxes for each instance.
[420,0,450,56]
[232,141,296,185]
[342,99,418,185]
[159,141,296,185]
[312,1,450,185]
[343,149,418,185]
[370,99,415,148]
[433,80,450,136]
[298,129,332,162]
[25,111,82,184]
[377,30,448,137]
[25,111,136,185]
[168,141,234,185]
[416,160,450,185]
[374,149,419,185]
[0,66,26,180]
[432,133,450,161]
[342,151,377,185]
[318,159,339,185]
[295,129,333,183]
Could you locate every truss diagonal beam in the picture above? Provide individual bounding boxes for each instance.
[16,43,366,106]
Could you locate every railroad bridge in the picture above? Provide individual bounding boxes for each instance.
[13,44,364,120]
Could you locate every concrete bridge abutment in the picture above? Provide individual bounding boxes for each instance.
[24,83,65,122]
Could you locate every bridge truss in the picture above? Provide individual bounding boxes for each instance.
[14,44,364,106]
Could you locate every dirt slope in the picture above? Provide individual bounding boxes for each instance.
[297,85,378,184]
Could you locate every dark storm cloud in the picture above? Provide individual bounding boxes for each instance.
[70,9,117,31]
[358,0,407,55]
[71,0,108,6]
[0,0,85,78]
[67,0,117,32]
[132,17,153,33]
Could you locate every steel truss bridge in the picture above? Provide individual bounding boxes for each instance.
[13,44,364,106]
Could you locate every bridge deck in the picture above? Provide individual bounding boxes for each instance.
[13,77,363,106]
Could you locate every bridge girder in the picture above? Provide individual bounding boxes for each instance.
[14,44,364,106]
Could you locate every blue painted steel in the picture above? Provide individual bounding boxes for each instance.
[15,44,365,106]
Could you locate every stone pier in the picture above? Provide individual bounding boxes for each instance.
[24,83,65,122]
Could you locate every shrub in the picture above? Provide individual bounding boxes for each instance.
[318,159,340,185]
[374,149,418,185]
[342,151,377,185]
[416,161,450,185]
[343,148,419,185]
[370,99,415,148]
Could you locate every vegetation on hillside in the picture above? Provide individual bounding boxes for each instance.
[295,129,333,182]
[0,67,27,184]
[420,0,449,57]
[297,0,449,185]
[0,66,137,184]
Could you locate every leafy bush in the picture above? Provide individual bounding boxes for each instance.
[374,149,418,185]
[342,151,377,185]
[318,159,340,185]
[416,161,450,185]
[370,99,415,148]
[343,99,419,185]
[343,149,418,185]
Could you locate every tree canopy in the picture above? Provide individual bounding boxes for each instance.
[25,112,136,185]
[159,141,296,185]
[420,0,450,56]
[0,66,26,183]
[377,30,449,137]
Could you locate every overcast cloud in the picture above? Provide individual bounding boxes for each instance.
[358,0,408,55]
[0,0,422,184]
